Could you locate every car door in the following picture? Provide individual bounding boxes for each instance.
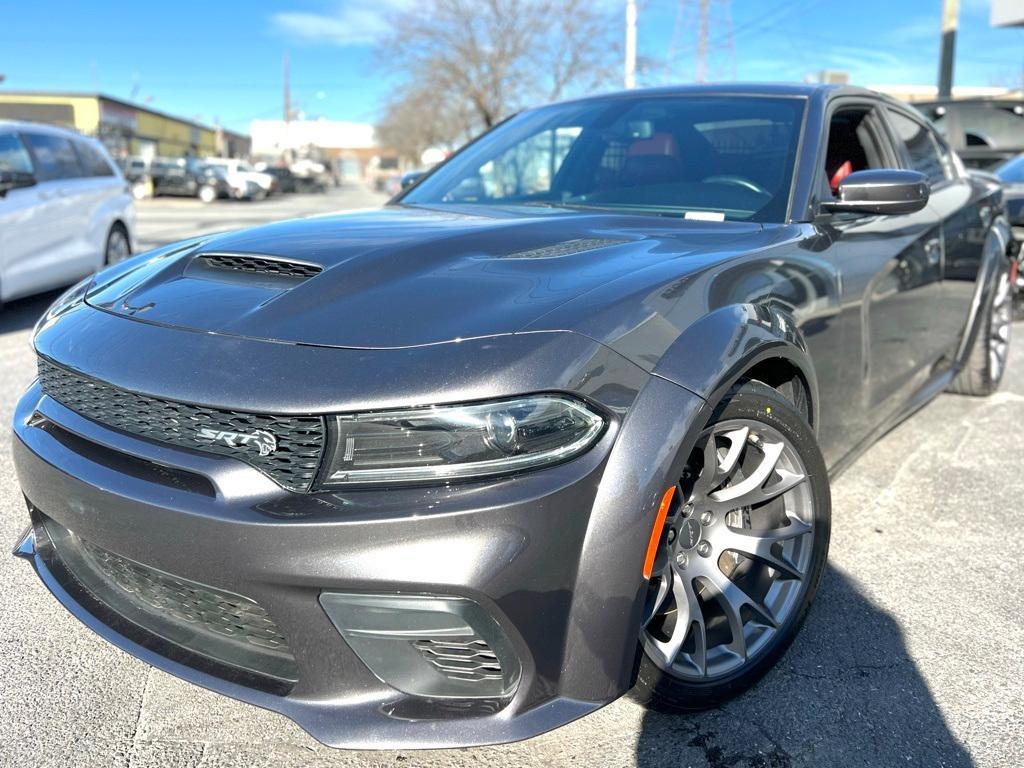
[814,101,945,449]
[17,131,94,293]
[72,138,125,270]
[883,107,989,360]
[0,130,53,302]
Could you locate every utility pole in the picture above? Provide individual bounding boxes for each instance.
[625,0,637,89]
[695,0,709,83]
[666,0,732,84]
[283,51,291,122]
[938,0,959,98]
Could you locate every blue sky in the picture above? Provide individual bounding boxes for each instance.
[0,0,1020,134]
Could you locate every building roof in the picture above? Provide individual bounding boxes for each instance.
[0,90,248,137]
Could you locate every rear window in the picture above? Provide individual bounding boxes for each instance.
[74,140,115,177]
[0,133,34,174]
[22,132,84,181]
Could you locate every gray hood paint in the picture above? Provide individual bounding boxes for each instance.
[85,205,773,349]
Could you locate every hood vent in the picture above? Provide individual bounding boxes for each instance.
[504,237,624,260]
[197,253,323,279]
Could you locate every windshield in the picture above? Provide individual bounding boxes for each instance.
[402,95,806,223]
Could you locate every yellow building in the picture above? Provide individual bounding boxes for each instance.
[0,91,246,159]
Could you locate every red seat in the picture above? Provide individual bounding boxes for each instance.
[829,160,853,193]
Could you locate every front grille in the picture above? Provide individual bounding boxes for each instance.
[35,512,298,691]
[413,637,503,684]
[38,358,325,492]
[198,253,322,279]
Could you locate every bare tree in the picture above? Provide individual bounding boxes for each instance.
[376,0,619,162]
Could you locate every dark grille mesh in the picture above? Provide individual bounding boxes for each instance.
[35,511,298,689]
[37,358,325,491]
[80,537,291,653]
[198,253,322,278]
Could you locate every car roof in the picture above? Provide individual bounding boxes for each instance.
[542,82,902,109]
[0,119,94,139]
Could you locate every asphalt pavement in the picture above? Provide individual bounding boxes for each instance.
[0,190,1021,767]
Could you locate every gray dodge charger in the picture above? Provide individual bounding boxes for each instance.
[11,84,1013,749]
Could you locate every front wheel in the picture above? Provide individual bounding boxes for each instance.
[633,381,831,711]
[949,260,1012,397]
[104,224,131,266]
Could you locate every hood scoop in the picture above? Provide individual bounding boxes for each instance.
[192,252,324,281]
[504,237,625,260]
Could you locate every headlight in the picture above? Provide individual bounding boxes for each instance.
[320,394,606,487]
[32,276,92,339]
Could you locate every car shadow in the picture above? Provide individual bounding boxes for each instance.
[633,564,972,768]
[0,289,62,335]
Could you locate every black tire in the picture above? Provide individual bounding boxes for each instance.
[948,260,1012,397]
[632,380,831,712]
[104,223,131,266]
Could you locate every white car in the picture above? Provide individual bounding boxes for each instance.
[0,121,136,303]
[202,158,275,198]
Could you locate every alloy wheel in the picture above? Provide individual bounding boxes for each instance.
[641,419,816,681]
[105,228,131,265]
[989,270,1012,382]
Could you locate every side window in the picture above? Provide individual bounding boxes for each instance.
[74,140,115,177]
[823,107,890,196]
[0,133,34,174]
[22,133,84,181]
[886,110,950,185]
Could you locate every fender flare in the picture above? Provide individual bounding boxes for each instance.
[559,302,819,701]
[954,215,1011,367]
[652,302,819,428]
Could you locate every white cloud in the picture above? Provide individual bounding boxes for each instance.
[270,1,413,47]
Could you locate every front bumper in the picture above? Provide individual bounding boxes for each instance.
[11,307,707,748]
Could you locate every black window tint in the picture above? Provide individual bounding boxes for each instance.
[74,140,115,177]
[887,110,949,185]
[0,133,34,174]
[23,132,84,181]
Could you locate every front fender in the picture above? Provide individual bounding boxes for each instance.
[652,303,819,428]
[560,304,818,701]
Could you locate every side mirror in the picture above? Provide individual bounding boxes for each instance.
[0,170,37,198]
[821,169,929,215]
[400,171,426,190]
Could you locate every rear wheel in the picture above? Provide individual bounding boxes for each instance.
[104,224,131,266]
[949,261,1012,397]
[633,381,830,711]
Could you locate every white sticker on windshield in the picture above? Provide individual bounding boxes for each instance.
[684,211,726,222]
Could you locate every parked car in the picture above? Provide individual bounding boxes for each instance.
[258,164,297,194]
[149,158,230,203]
[290,158,330,193]
[0,120,135,303]
[118,156,151,199]
[915,98,1024,171]
[993,154,1024,317]
[202,157,275,198]
[13,84,1011,749]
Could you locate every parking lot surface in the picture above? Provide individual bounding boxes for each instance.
[0,192,1021,767]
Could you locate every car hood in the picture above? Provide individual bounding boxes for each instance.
[86,204,772,349]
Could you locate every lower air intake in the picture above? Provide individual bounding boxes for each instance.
[35,512,298,692]
[413,637,503,683]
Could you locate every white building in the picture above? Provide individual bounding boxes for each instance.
[250,119,383,181]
